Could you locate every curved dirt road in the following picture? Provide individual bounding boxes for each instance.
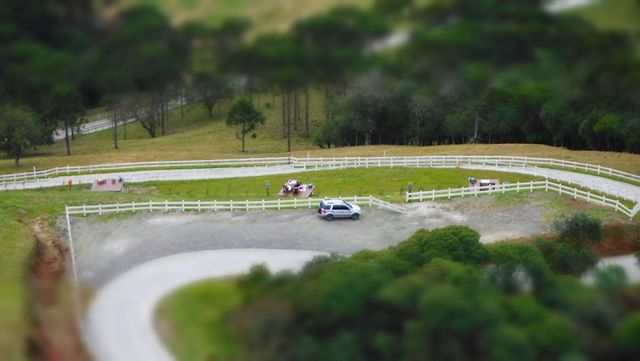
[84,249,326,361]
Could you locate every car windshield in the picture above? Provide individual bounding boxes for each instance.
[345,203,353,209]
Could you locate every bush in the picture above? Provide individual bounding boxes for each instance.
[393,226,488,268]
[553,213,602,248]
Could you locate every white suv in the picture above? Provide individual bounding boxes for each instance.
[318,199,362,221]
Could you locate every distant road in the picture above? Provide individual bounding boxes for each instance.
[53,117,137,141]
[84,249,326,361]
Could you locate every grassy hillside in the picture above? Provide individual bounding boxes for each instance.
[571,0,639,34]
[1,88,639,174]
[570,0,640,52]
[120,0,373,36]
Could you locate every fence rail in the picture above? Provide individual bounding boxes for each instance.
[65,195,406,216]
[4,155,639,185]
[294,156,640,184]
[65,181,638,219]
[406,180,638,219]
[0,157,291,183]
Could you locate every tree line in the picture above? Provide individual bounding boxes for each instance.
[1,0,639,165]
[230,213,640,360]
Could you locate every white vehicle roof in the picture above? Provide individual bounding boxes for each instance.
[321,199,349,205]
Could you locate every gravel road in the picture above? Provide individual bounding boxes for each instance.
[70,196,552,287]
[84,249,326,361]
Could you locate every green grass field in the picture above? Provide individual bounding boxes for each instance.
[157,279,243,361]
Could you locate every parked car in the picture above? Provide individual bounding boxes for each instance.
[318,199,362,221]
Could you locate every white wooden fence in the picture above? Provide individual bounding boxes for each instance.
[0,157,291,183]
[65,195,406,216]
[294,156,640,184]
[3,155,639,185]
[406,180,638,219]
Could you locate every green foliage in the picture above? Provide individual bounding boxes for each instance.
[393,226,488,268]
[487,242,552,293]
[554,212,603,248]
[225,98,266,151]
[613,313,640,358]
[314,0,640,153]
[0,104,38,165]
[531,213,604,276]
[225,224,639,360]
[592,265,628,294]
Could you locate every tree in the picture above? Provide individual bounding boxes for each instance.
[194,72,230,118]
[225,98,265,152]
[0,104,38,165]
[593,114,623,151]
[553,212,602,248]
[47,84,84,155]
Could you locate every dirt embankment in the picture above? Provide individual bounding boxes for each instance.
[599,223,640,256]
[25,216,88,361]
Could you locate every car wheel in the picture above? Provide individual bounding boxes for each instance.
[351,213,360,220]
[325,214,334,221]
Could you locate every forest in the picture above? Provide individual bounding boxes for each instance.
[1,0,639,165]
[230,214,640,361]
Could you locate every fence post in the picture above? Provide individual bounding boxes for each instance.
[602,195,606,206]
[263,199,266,210]
[530,182,533,193]
[83,205,86,217]
[615,199,619,213]
[230,200,233,211]
[545,180,548,192]
[116,203,120,213]
[165,200,169,212]
[99,203,102,216]
[516,182,520,193]
[587,192,591,203]
[405,191,409,203]
[448,188,451,199]
[182,200,185,212]
[369,195,373,207]
[149,201,152,212]
[198,200,201,212]
[246,200,249,211]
